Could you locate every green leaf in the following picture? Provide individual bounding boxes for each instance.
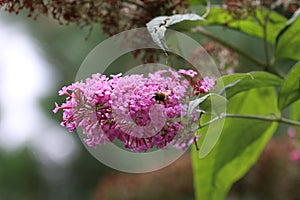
[278,61,300,110]
[205,7,287,44]
[290,99,300,121]
[275,8,300,61]
[215,71,283,99]
[192,87,279,200]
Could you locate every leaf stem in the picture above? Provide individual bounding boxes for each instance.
[200,113,300,128]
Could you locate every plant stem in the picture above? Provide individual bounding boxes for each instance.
[252,9,285,78]
[260,11,285,78]
[200,113,300,128]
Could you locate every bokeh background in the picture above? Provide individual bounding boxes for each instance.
[1,2,300,200]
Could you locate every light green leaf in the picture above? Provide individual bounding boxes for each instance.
[275,8,300,61]
[215,71,283,99]
[278,61,300,110]
[290,99,300,122]
[146,14,205,52]
[205,7,287,44]
[192,87,279,200]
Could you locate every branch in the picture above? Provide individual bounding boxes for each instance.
[200,113,300,128]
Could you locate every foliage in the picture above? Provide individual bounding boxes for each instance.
[278,62,300,110]
[1,0,300,199]
[186,2,300,200]
[193,87,279,199]
[276,9,300,61]
[146,1,300,199]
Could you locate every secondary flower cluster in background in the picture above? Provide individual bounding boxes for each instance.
[288,127,300,163]
[53,68,215,152]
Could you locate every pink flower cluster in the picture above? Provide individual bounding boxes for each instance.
[53,69,215,152]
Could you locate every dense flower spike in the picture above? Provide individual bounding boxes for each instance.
[53,69,215,152]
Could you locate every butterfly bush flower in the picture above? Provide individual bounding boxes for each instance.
[54,68,215,152]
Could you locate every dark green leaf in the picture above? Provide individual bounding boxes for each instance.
[275,8,300,61]
[205,7,287,44]
[215,71,283,99]
[193,87,279,200]
[278,61,300,110]
[171,7,286,46]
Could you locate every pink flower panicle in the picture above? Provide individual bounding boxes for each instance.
[53,69,214,152]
